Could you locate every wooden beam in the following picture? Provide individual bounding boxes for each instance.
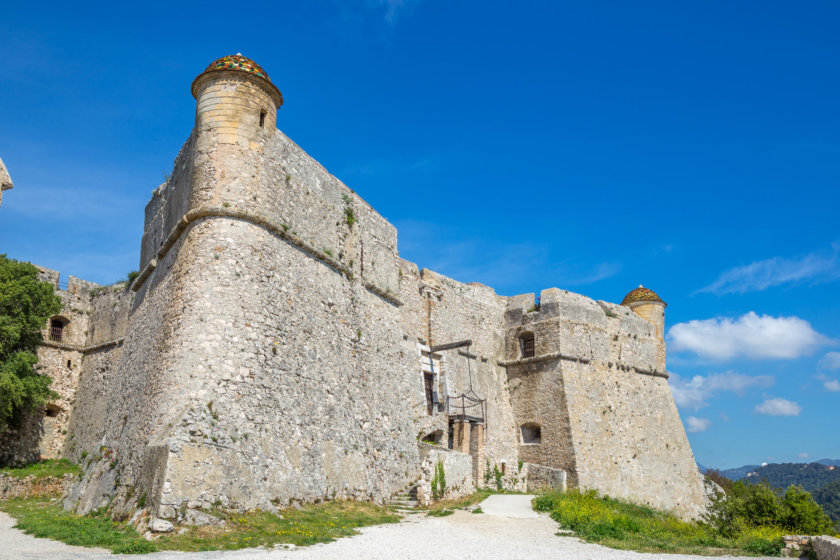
[429,339,472,353]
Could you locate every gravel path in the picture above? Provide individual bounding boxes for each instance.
[0,496,776,560]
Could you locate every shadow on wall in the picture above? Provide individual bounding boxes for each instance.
[0,410,46,467]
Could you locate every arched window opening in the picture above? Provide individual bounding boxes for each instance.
[521,422,542,444]
[45,404,62,418]
[259,110,267,128]
[67,360,72,369]
[49,317,68,342]
[520,332,535,358]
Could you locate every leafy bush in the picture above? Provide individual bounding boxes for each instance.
[0,256,62,432]
[706,481,835,537]
[535,489,801,556]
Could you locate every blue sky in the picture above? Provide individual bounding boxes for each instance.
[1,1,838,469]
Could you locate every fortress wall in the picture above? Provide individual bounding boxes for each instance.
[65,228,194,514]
[562,362,706,519]
[506,360,579,486]
[503,288,704,518]
[143,217,418,513]
[140,135,197,270]
[399,266,522,488]
[64,286,133,462]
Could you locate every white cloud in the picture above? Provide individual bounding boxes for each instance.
[825,379,840,392]
[755,398,802,416]
[668,312,834,360]
[686,416,711,433]
[819,352,840,370]
[698,243,840,295]
[798,453,810,459]
[669,371,774,410]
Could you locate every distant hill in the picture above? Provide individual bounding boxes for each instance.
[746,462,840,493]
[708,461,840,527]
[720,464,762,480]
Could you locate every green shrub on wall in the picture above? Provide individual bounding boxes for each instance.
[431,459,446,501]
[0,255,61,432]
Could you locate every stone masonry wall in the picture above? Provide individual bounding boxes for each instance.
[503,288,705,519]
[416,443,474,506]
[397,265,523,490]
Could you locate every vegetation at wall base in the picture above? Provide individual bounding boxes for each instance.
[0,497,400,553]
[0,255,62,432]
[534,488,834,556]
[0,458,81,480]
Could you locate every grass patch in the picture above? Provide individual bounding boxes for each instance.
[426,509,455,517]
[0,459,81,480]
[534,490,786,556]
[0,497,400,554]
[421,488,500,515]
[0,498,154,554]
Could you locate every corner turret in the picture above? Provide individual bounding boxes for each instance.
[191,54,283,150]
[0,156,13,208]
[621,285,666,340]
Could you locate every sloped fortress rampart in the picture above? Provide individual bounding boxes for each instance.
[0,55,707,520]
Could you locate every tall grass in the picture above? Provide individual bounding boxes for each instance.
[534,490,787,556]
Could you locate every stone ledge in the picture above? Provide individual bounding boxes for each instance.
[38,338,124,354]
[814,536,840,560]
[498,353,668,378]
[131,206,403,307]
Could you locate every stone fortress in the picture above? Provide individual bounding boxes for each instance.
[0,54,707,521]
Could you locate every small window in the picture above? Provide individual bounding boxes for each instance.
[67,360,72,369]
[259,110,266,128]
[520,332,535,358]
[521,423,542,444]
[422,430,443,445]
[49,318,67,342]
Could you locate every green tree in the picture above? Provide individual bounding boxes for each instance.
[781,485,835,534]
[0,255,61,431]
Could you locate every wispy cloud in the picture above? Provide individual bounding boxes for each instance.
[755,398,802,416]
[686,416,711,433]
[375,0,421,23]
[668,312,835,361]
[798,452,810,459]
[698,242,840,295]
[819,352,840,370]
[669,371,774,410]
[816,374,840,392]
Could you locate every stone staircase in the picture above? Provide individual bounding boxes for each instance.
[389,483,420,513]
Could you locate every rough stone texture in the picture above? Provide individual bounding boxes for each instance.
[149,517,174,533]
[0,473,75,500]
[0,155,12,208]
[416,443,475,506]
[7,55,706,521]
[814,536,840,560]
[525,463,567,493]
[504,289,705,519]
